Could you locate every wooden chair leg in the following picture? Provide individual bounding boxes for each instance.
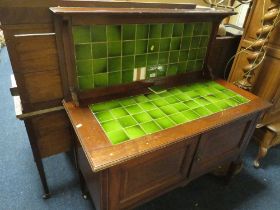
[253,146,268,168]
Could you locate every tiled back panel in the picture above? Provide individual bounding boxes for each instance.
[89,81,250,145]
[72,22,212,90]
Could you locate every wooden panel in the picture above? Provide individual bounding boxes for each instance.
[13,34,59,74]
[17,70,63,104]
[30,110,72,157]
[120,140,194,200]
[190,118,252,179]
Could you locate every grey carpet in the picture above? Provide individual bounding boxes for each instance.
[0,46,279,210]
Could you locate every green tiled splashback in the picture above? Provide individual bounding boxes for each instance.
[89,81,250,145]
[72,22,212,90]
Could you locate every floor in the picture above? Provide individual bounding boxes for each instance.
[0,46,280,210]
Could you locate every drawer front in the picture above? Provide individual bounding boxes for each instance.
[108,137,198,209]
[190,118,254,179]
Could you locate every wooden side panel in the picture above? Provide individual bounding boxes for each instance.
[30,110,72,157]
[190,117,253,179]
[107,138,198,210]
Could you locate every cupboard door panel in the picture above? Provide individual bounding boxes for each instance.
[190,119,252,179]
[111,137,198,208]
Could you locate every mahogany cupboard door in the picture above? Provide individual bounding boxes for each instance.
[189,116,258,179]
[107,137,199,210]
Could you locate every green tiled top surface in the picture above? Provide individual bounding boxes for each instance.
[89,81,250,145]
[72,22,212,90]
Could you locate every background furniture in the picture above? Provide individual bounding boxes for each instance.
[228,0,280,167]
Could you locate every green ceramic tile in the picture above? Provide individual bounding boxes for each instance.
[184,100,200,109]
[136,40,148,54]
[119,98,136,106]
[107,129,129,144]
[76,60,92,76]
[187,51,196,62]
[108,42,121,57]
[147,53,158,66]
[133,112,153,123]
[167,88,182,95]
[159,38,171,52]
[107,25,121,41]
[193,23,202,35]
[141,121,162,134]
[221,89,237,97]
[118,115,137,127]
[193,106,212,117]
[170,37,181,50]
[125,104,143,115]
[158,91,172,97]
[158,52,169,64]
[164,96,180,104]
[92,43,107,59]
[194,97,211,106]
[108,71,121,86]
[73,26,91,43]
[182,110,200,120]
[169,112,189,124]
[78,76,93,90]
[139,102,157,111]
[134,95,149,103]
[205,104,223,113]
[156,117,175,129]
[157,65,168,77]
[91,25,107,42]
[160,105,178,115]
[197,48,207,59]
[214,101,232,110]
[191,37,201,49]
[95,111,114,123]
[200,37,209,48]
[233,95,249,104]
[202,22,212,35]
[179,50,189,62]
[149,24,162,39]
[122,56,134,70]
[111,107,129,118]
[93,58,107,74]
[94,73,108,88]
[173,23,184,37]
[75,44,92,60]
[108,57,121,72]
[152,98,169,107]
[148,39,160,53]
[125,125,146,139]
[122,70,134,83]
[161,24,173,37]
[135,55,147,67]
[146,93,160,100]
[101,119,122,132]
[90,100,120,112]
[167,64,178,75]
[194,60,204,71]
[173,102,189,111]
[183,23,194,36]
[148,109,165,119]
[181,90,200,98]
[123,24,136,40]
[175,93,190,101]
[204,95,220,103]
[169,51,179,63]
[123,41,135,56]
[136,24,149,39]
[186,60,196,71]
[177,62,187,73]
